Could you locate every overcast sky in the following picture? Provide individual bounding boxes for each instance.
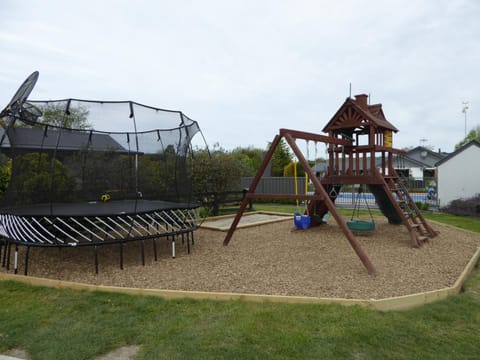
[1,0,478,153]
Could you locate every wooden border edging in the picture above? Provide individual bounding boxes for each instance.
[1,245,478,311]
[200,211,291,231]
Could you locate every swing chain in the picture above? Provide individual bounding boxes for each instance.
[351,185,374,222]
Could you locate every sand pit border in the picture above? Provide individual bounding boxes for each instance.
[199,211,292,231]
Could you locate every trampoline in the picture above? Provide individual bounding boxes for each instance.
[0,71,203,274]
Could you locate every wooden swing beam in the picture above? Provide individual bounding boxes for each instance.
[223,128,377,275]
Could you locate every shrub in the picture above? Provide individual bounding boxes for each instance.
[442,194,480,217]
[7,153,76,205]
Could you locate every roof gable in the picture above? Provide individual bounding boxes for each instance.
[392,155,428,168]
[322,95,398,133]
[436,140,480,166]
[406,146,447,167]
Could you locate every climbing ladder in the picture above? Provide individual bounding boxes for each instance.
[381,171,438,247]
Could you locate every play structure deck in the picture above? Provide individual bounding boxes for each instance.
[224,94,438,275]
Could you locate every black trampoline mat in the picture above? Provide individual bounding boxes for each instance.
[1,199,199,217]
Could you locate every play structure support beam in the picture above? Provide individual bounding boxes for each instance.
[283,133,377,275]
[223,134,283,246]
[247,194,325,201]
[279,128,352,146]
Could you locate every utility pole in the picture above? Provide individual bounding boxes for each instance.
[462,101,469,138]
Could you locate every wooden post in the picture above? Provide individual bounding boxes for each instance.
[223,134,282,245]
[283,133,376,275]
[355,149,360,176]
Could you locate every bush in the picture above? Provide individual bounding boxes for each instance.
[7,153,76,205]
[442,195,480,217]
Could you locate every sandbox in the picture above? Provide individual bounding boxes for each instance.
[1,217,479,311]
[199,211,291,231]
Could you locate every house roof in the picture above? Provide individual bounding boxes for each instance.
[322,94,398,133]
[435,139,480,166]
[0,127,129,154]
[390,155,428,168]
[405,146,448,168]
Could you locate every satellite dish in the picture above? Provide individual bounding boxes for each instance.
[421,150,428,158]
[0,71,39,118]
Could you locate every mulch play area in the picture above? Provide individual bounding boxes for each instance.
[3,215,479,301]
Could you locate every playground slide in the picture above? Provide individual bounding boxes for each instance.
[367,185,403,224]
[309,184,403,226]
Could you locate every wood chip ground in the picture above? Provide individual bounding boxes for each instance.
[3,217,480,300]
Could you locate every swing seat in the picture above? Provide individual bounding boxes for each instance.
[347,219,376,232]
[294,212,311,229]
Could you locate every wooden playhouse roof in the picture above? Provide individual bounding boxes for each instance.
[322,94,398,133]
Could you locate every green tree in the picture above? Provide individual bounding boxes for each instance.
[455,125,480,149]
[190,144,244,195]
[190,145,247,215]
[231,146,264,176]
[270,139,293,176]
[7,153,76,205]
[0,156,11,200]
[39,103,91,129]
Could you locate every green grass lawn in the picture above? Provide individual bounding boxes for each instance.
[1,207,479,359]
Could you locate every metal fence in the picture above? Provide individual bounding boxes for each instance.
[332,190,437,209]
[240,177,306,195]
[240,177,439,209]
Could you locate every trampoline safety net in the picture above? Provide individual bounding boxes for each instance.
[0,72,203,274]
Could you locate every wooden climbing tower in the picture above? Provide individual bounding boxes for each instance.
[313,94,438,247]
[223,94,438,275]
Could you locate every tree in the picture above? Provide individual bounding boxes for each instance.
[7,153,76,205]
[455,126,480,149]
[231,146,264,176]
[0,155,11,200]
[190,144,244,195]
[190,145,248,215]
[270,139,293,176]
[39,103,91,129]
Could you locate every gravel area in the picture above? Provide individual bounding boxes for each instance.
[3,217,480,300]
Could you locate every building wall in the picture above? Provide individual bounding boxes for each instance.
[437,145,480,207]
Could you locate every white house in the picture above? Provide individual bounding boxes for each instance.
[435,140,480,207]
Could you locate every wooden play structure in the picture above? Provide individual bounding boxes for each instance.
[223,94,438,275]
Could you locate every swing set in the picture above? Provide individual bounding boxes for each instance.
[223,93,438,276]
[223,128,377,275]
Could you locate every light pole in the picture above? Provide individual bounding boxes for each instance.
[462,101,469,138]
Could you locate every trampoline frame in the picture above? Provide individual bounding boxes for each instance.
[0,203,199,275]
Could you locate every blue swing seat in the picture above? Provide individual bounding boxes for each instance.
[294,212,311,229]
